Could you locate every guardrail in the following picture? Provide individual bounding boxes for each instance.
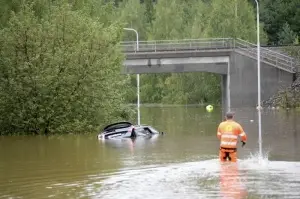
[121,38,234,52]
[120,38,297,73]
[234,39,296,73]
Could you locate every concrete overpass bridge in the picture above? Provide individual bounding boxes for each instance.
[120,38,299,109]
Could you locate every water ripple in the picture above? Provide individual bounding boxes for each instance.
[85,157,300,199]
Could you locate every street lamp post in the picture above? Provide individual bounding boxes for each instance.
[254,0,262,158]
[123,28,140,125]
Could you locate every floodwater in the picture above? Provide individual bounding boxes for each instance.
[0,106,300,199]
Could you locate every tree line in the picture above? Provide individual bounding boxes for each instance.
[0,0,298,134]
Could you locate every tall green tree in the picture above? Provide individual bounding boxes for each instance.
[260,0,300,45]
[148,0,186,39]
[140,74,166,103]
[0,0,21,27]
[180,0,198,38]
[278,22,298,45]
[190,0,211,38]
[0,2,130,135]
[161,73,221,105]
[118,0,148,40]
[196,0,259,42]
[144,0,155,26]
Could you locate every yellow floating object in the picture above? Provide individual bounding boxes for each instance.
[206,105,213,112]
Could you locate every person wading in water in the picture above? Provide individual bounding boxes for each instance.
[217,112,247,162]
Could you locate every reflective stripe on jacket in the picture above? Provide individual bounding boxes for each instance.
[217,120,247,149]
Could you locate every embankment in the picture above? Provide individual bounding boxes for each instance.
[263,75,300,108]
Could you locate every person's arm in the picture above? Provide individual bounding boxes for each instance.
[239,126,247,141]
[238,124,247,146]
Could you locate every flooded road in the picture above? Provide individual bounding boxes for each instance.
[0,106,300,198]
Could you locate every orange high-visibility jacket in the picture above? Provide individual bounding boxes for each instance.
[217,120,247,148]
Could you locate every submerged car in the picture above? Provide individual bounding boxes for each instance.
[97,121,163,140]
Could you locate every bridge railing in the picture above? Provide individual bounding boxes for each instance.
[234,39,296,72]
[121,38,234,52]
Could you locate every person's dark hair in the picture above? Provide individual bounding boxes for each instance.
[225,112,234,120]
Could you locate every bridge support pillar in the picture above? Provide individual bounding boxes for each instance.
[221,75,229,113]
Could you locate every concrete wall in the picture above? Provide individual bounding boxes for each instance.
[123,57,228,74]
[230,51,294,108]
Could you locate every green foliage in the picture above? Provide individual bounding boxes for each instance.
[0,2,131,135]
[283,40,300,59]
[278,22,297,45]
[294,36,299,45]
[148,0,186,40]
[118,0,148,40]
[140,74,167,103]
[144,0,155,26]
[1,0,298,135]
[0,0,21,27]
[161,73,221,105]
[260,0,300,45]
[79,0,119,26]
[190,0,211,38]
[195,0,268,43]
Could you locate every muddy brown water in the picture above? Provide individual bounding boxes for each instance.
[1,106,300,199]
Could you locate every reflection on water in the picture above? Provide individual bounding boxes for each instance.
[219,163,248,199]
[0,106,300,198]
